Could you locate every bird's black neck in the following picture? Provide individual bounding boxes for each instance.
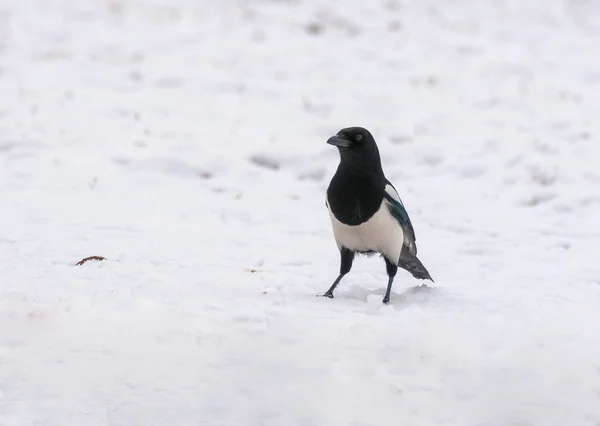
[327,162,386,226]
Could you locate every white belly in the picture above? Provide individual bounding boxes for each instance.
[328,200,404,264]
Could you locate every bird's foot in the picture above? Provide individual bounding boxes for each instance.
[382,295,390,304]
[320,292,334,299]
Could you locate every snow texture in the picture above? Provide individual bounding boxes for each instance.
[1,0,600,425]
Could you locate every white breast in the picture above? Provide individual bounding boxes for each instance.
[327,199,404,265]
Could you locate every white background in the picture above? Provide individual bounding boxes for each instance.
[1,0,600,425]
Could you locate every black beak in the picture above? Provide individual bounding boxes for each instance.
[327,135,350,148]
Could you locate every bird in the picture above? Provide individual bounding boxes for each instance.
[323,126,433,304]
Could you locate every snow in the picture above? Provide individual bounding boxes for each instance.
[1,0,600,424]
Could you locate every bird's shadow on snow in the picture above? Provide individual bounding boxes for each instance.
[341,283,438,307]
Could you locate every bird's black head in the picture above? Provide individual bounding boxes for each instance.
[327,127,383,173]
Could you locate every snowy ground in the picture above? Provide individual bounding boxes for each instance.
[1,0,600,425]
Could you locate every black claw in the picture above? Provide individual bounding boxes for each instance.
[382,296,390,304]
[321,292,334,299]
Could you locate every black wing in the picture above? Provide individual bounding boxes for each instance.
[383,179,417,256]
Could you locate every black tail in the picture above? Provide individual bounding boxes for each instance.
[398,248,434,282]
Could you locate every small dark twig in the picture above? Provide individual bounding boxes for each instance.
[75,256,106,266]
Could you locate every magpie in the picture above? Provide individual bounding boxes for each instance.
[323,126,433,304]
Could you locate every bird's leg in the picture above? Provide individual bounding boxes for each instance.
[322,274,344,298]
[322,248,354,298]
[383,258,398,304]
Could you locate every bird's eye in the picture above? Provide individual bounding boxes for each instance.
[355,134,363,142]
